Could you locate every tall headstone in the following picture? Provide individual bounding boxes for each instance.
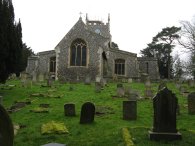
[188,92,195,114]
[0,104,14,146]
[80,102,95,124]
[149,87,182,140]
[64,103,76,116]
[123,100,137,120]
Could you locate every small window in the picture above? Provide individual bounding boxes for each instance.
[115,59,125,75]
[70,39,87,66]
[50,57,56,73]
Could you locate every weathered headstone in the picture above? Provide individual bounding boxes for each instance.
[32,71,37,82]
[188,92,195,114]
[24,74,32,88]
[123,100,137,120]
[64,103,76,116]
[0,104,14,146]
[47,78,52,87]
[127,92,139,100]
[128,78,133,83]
[84,76,91,85]
[188,79,194,87]
[38,73,44,82]
[117,87,125,97]
[80,102,95,124]
[95,75,102,83]
[149,87,182,140]
[158,81,167,91]
[95,82,101,93]
[124,86,132,96]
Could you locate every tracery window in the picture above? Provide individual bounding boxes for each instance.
[70,39,87,66]
[115,59,125,75]
[50,57,56,73]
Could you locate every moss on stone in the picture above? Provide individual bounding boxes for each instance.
[122,127,134,146]
[41,121,69,134]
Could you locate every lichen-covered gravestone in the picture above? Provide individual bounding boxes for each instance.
[80,102,95,124]
[123,100,137,120]
[188,92,195,114]
[0,104,14,146]
[64,103,76,116]
[149,87,182,140]
[117,83,125,97]
[95,82,101,93]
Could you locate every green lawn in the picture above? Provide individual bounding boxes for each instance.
[1,79,195,146]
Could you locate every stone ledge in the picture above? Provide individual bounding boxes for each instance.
[148,131,182,141]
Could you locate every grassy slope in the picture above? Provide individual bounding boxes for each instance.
[1,80,195,146]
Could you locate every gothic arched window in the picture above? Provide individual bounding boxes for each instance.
[70,39,87,66]
[115,59,125,75]
[50,57,56,73]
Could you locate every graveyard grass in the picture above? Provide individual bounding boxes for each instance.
[1,79,195,146]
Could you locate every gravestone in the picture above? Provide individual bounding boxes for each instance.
[124,86,132,96]
[149,87,182,140]
[0,104,14,146]
[95,75,101,83]
[188,79,194,87]
[123,100,137,120]
[80,102,95,124]
[95,82,101,93]
[47,78,52,87]
[128,92,139,100]
[0,96,3,105]
[38,73,44,82]
[128,78,133,83]
[32,71,37,82]
[158,81,167,91]
[117,87,125,97]
[64,103,76,116]
[188,92,195,114]
[84,76,91,85]
[117,83,125,97]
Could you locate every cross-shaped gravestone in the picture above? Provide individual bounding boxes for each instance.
[149,87,182,140]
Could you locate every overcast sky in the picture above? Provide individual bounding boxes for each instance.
[12,0,195,57]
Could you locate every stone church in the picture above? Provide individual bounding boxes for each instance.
[26,14,159,82]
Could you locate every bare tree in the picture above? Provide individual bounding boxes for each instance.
[178,17,195,52]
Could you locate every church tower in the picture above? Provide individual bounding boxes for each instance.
[86,13,111,40]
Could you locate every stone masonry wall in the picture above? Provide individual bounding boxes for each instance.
[138,57,160,80]
[107,49,139,79]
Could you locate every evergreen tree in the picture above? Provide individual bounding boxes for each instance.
[0,0,25,82]
[140,26,181,79]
